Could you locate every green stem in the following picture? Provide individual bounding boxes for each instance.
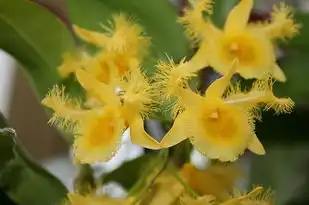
[130,149,169,205]
[171,169,199,199]
[73,164,95,195]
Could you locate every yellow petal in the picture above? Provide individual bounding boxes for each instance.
[205,60,237,98]
[129,115,161,150]
[273,64,287,82]
[41,85,89,131]
[188,40,210,72]
[73,25,109,47]
[75,69,120,105]
[248,134,265,155]
[178,88,204,109]
[224,0,253,32]
[160,111,190,148]
[188,22,222,72]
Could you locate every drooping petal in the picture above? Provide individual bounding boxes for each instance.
[248,134,265,155]
[205,60,237,98]
[273,64,286,82]
[73,25,109,47]
[224,0,254,33]
[75,69,120,106]
[129,115,161,150]
[160,111,190,148]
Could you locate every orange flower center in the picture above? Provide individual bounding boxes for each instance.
[200,101,240,143]
[222,34,256,66]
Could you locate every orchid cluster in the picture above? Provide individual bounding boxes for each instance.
[41,0,299,204]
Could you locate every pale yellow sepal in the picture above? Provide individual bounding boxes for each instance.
[248,134,266,155]
[73,25,109,47]
[129,115,161,150]
[205,60,237,98]
[224,0,254,33]
[273,64,287,82]
[160,111,190,148]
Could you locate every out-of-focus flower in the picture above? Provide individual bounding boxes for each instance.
[58,14,150,84]
[180,163,241,202]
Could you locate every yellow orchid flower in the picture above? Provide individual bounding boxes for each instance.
[42,68,160,164]
[65,193,133,205]
[158,60,294,162]
[181,195,215,205]
[179,0,299,82]
[221,186,274,205]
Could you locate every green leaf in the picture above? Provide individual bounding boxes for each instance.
[0,0,77,98]
[275,48,309,106]
[0,119,68,205]
[68,0,192,75]
[250,144,309,205]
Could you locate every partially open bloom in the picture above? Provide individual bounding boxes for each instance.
[159,60,293,161]
[42,68,160,163]
[180,163,241,202]
[178,0,299,81]
[68,14,150,84]
[142,162,234,205]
